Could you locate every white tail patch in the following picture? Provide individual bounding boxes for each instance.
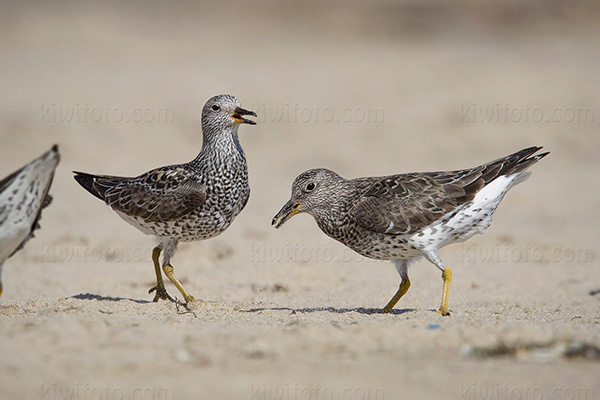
[411,171,532,251]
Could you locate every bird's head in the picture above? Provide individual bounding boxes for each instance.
[272,168,345,229]
[201,94,256,134]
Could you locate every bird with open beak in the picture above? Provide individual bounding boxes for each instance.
[74,94,257,307]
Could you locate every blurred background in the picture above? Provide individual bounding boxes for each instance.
[1,1,599,399]
[1,0,598,251]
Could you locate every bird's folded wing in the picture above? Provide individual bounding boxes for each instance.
[0,170,19,225]
[98,167,207,222]
[351,168,487,235]
[8,193,53,258]
[351,146,546,235]
[0,168,22,196]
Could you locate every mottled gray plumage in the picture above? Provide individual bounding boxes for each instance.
[74,95,256,304]
[0,145,60,298]
[273,147,548,315]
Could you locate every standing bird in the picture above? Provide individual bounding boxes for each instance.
[0,145,60,298]
[272,147,548,315]
[74,95,256,306]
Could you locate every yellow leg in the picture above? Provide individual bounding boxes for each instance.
[381,278,411,313]
[148,247,174,302]
[162,263,197,304]
[437,268,452,316]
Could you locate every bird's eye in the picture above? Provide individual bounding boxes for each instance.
[306,182,315,191]
[211,105,220,111]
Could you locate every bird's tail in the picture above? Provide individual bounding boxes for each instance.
[73,172,106,201]
[73,171,127,202]
[503,146,549,175]
[480,146,549,184]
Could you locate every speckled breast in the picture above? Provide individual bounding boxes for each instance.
[318,217,423,262]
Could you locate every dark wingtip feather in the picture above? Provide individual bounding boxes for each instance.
[73,171,105,201]
[510,147,549,174]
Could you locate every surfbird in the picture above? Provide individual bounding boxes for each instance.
[272,147,548,315]
[0,145,60,298]
[74,95,256,306]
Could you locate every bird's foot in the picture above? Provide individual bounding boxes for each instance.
[380,305,393,314]
[183,295,199,310]
[174,295,199,309]
[437,306,450,316]
[174,296,199,316]
[148,285,175,302]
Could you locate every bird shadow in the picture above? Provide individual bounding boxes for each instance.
[69,293,152,304]
[244,306,415,316]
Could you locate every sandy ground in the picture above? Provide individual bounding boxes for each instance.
[1,1,599,399]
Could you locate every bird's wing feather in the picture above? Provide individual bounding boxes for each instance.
[351,146,546,235]
[351,170,482,235]
[0,168,22,195]
[8,194,53,258]
[0,170,17,224]
[96,166,207,222]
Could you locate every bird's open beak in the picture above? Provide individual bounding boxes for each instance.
[231,107,257,125]
[272,201,301,229]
